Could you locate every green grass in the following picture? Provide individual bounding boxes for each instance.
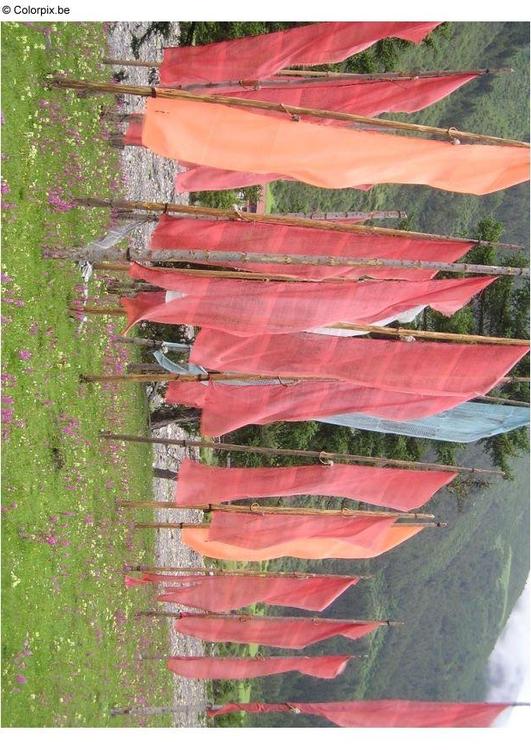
[1,22,173,727]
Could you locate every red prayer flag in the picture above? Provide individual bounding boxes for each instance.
[182,524,424,561]
[142,97,529,195]
[124,264,494,335]
[207,700,511,727]
[160,22,441,86]
[126,571,360,612]
[191,329,528,397]
[174,613,383,648]
[166,654,350,680]
[165,380,495,436]
[150,215,474,282]
[175,458,456,511]
[206,512,396,550]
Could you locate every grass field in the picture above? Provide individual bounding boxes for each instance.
[1,22,174,727]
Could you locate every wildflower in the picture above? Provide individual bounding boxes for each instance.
[18,349,32,361]
[15,675,27,685]
[1,179,9,194]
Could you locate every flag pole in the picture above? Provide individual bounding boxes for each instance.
[51,77,529,148]
[73,197,526,251]
[134,520,444,529]
[110,703,211,716]
[87,258,528,280]
[119,502,435,520]
[135,611,405,625]
[100,431,505,477]
[125,565,373,579]
[100,59,513,82]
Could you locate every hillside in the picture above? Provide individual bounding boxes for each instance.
[271,22,530,246]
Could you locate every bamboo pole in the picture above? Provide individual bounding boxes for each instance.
[100,431,505,477]
[139,653,364,660]
[475,395,530,407]
[119,502,434,519]
[135,520,444,529]
[90,255,529,279]
[100,59,513,82]
[127,565,372,579]
[136,611,404,625]
[75,317,530,347]
[119,501,434,520]
[74,197,526,250]
[51,77,529,148]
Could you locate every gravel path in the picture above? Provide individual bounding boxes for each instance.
[105,22,207,727]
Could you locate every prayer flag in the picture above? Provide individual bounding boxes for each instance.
[124,264,494,335]
[175,458,456,511]
[191,329,528,397]
[166,654,351,680]
[126,571,360,612]
[207,700,512,727]
[160,22,441,86]
[174,613,383,648]
[142,97,529,195]
[182,523,424,561]
[150,215,474,282]
[206,512,397,550]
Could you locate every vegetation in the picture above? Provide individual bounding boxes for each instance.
[1,22,173,727]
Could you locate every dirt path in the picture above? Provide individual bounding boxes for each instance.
[105,22,207,727]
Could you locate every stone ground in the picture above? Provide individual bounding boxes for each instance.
[106,22,207,727]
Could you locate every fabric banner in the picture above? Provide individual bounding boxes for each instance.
[207,700,511,727]
[174,613,383,648]
[165,380,494,436]
[160,22,440,86]
[181,524,424,561]
[191,329,526,398]
[175,165,294,192]
[150,215,474,282]
[166,654,351,680]
[174,458,456,511]
[320,402,531,443]
[124,264,494,335]
[142,97,529,195]
[125,571,360,612]
[206,512,397,550]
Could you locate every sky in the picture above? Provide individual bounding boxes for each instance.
[488,578,530,727]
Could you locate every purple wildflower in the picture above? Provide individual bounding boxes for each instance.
[18,349,32,361]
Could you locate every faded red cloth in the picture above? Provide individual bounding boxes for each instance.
[166,654,350,680]
[191,330,528,397]
[124,119,144,147]
[206,512,396,550]
[175,165,373,192]
[165,381,490,436]
[174,613,382,647]
[142,97,529,195]
[175,458,456,511]
[124,264,494,335]
[125,572,359,612]
[182,524,424,561]
[150,215,474,282]
[207,700,511,727]
[160,22,440,86]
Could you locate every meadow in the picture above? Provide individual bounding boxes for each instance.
[1,22,174,727]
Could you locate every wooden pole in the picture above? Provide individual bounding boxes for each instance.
[51,77,529,148]
[119,501,434,520]
[93,254,528,279]
[135,520,444,529]
[100,431,505,477]
[475,395,530,407]
[126,565,372,579]
[110,704,211,716]
[139,653,364,660]
[101,59,513,81]
[74,198,526,250]
[136,611,405,625]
